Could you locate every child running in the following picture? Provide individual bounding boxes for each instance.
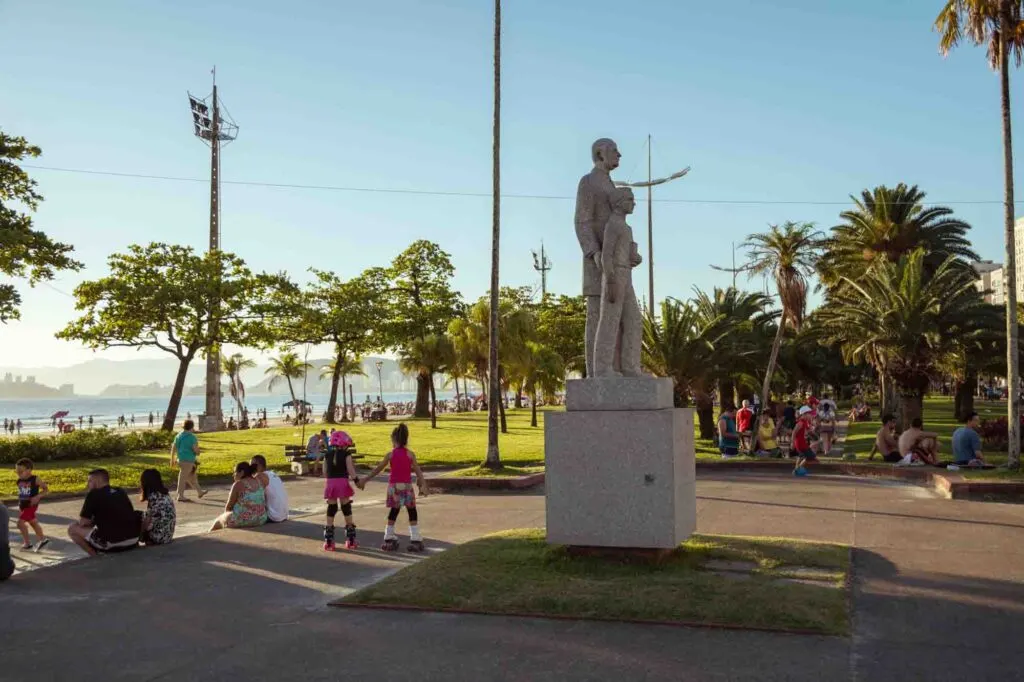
[791,406,819,476]
[15,458,49,551]
[323,429,360,551]
[358,423,428,552]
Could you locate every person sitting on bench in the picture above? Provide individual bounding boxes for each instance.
[897,417,939,466]
[951,411,986,467]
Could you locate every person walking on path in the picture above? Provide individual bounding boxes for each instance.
[209,462,267,531]
[14,458,49,551]
[139,469,176,545]
[171,419,206,502]
[359,423,428,552]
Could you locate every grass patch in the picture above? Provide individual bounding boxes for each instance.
[342,528,850,635]
[442,465,545,478]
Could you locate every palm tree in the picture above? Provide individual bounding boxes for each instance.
[321,354,366,422]
[692,286,776,407]
[816,250,985,427]
[265,351,311,415]
[937,0,1024,468]
[642,298,730,438]
[819,184,978,288]
[468,296,535,434]
[399,333,456,429]
[738,222,823,410]
[220,352,256,425]
[485,0,502,468]
[520,341,564,427]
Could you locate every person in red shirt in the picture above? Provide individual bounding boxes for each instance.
[791,406,818,476]
[736,400,754,453]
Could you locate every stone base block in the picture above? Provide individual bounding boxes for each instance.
[545,407,695,549]
[565,377,673,411]
[198,414,223,432]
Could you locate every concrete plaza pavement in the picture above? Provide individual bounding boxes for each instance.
[3,472,1024,681]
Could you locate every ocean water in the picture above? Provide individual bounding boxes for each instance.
[0,390,459,433]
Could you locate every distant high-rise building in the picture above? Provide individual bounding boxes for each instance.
[974,260,1005,305]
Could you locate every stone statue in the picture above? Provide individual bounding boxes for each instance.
[574,138,621,378]
[593,187,642,377]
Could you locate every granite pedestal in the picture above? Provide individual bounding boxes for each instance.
[545,377,696,549]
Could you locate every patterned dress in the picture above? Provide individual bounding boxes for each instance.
[143,493,176,545]
[226,478,268,528]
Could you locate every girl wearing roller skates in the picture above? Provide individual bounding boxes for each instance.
[323,430,360,551]
[359,423,427,552]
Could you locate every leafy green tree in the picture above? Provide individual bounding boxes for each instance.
[816,250,985,427]
[58,243,290,430]
[448,313,488,409]
[520,340,564,427]
[320,354,366,422]
[266,351,312,413]
[385,241,462,419]
[819,184,977,288]
[281,268,388,423]
[642,298,730,438]
[937,0,1024,468]
[736,222,822,409]
[398,333,455,428]
[0,131,82,321]
[535,294,586,376]
[221,352,256,424]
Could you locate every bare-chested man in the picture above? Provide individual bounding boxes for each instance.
[897,417,939,466]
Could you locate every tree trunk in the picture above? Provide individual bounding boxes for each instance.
[453,375,461,413]
[340,374,349,422]
[760,314,786,411]
[695,391,715,440]
[484,0,502,469]
[531,387,538,427]
[349,384,355,422]
[1000,2,1021,470]
[162,355,193,431]
[514,382,523,409]
[414,372,431,418]
[429,372,437,429]
[718,378,735,409]
[462,376,470,411]
[898,391,924,432]
[326,348,343,424]
[286,377,297,423]
[955,370,977,422]
[498,383,508,433]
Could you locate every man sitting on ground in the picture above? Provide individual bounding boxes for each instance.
[67,469,140,556]
[897,418,940,466]
[951,411,986,467]
[870,414,901,462]
[251,455,289,522]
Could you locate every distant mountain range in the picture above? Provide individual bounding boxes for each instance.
[0,356,444,397]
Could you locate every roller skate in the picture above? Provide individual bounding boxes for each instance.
[323,526,336,552]
[381,536,399,552]
[407,539,425,553]
[344,524,358,550]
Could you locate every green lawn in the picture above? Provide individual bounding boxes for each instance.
[341,528,850,635]
[442,465,546,478]
[842,396,1024,479]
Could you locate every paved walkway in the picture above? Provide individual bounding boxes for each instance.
[3,473,1024,681]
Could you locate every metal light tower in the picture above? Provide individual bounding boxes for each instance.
[531,242,552,298]
[615,139,689,312]
[188,69,238,432]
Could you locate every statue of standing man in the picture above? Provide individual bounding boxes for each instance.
[574,138,621,378]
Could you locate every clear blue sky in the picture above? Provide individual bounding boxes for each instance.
[0,0,1017,367]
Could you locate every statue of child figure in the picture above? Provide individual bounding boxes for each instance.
[593,187,643,377]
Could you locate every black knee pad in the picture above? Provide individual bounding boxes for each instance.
[340,502,352,517]
[327,503,338,518]
[387,508,400,522]
[408,506,418,523]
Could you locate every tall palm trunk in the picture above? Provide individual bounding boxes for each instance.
[326,349,343,424]
[760,312,787,410]
[414,372,431,418]
[285,377,297,414]
[1000,0,1021,470]
[462,376,469,411]
[429,372,438,429]
[484,0,502,468]
[531,387,538,427]
[341,374,349,422]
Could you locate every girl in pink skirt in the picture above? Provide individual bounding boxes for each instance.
[359,423,428,552]
[322,430,359,551]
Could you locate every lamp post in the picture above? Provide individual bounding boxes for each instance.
[375,361,384,402]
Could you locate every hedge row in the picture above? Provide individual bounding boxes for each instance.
[0,429,175,464]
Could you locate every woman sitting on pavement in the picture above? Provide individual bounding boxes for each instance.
[754,410,782,458]
[139,468,176,545]
[210,462,268,531]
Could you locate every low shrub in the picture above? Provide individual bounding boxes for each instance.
[0,429,174,464]
[977,416,1024,451]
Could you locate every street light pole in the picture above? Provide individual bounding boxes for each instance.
[375,361,384,402]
